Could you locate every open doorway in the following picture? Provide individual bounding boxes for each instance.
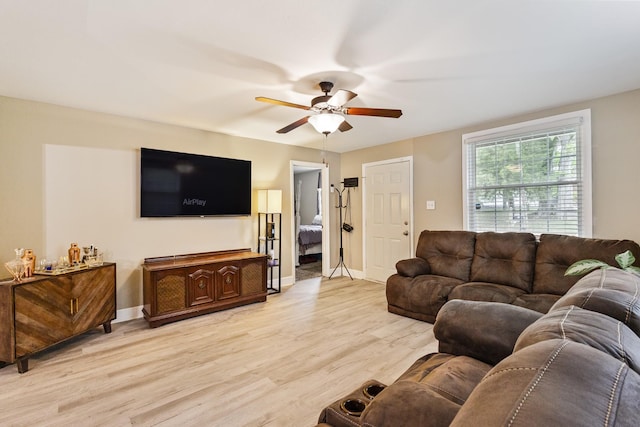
[291,161,330,282]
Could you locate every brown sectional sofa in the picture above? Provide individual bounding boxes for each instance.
[387,230,640,322]
[318,267,640,426]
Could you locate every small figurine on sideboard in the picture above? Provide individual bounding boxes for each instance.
[21,249,36,278]
[68,243,81,265]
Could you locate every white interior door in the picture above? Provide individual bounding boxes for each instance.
[364,158,413,282]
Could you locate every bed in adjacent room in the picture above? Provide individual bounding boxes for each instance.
[298,215,323,258]
[294,173,323,266]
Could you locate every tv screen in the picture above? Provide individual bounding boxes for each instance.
[140,148,252,217]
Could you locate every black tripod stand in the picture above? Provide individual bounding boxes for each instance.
[329,184,353,280]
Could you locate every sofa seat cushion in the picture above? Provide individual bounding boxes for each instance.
[451,339,640,427]
[387,274,463,322]
[448,282,525,304]
[512,293,560,313]
[470,232,536,292]
[361,353,492,427]
[435,300,543,366]
[415,230,476,281]
[551,267,640,336]
[515,305,640,374]
[533,234,640,295]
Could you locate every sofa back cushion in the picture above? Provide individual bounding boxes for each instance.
[532,234,640,295]
[469,232,537,292]
[415,230,476,281]
[551,267,640,337]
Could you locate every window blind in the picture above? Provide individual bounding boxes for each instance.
[463,110,591,237]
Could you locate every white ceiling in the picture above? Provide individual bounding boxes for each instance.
[2,1,640,153]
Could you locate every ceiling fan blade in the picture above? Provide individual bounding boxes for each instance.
[345,107,403,118]
[328,89,357,107]
[255,97,310,110]
[276,116,310,134]
[338,121,353,132]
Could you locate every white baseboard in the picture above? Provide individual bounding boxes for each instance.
[347,269,365,279]
[281,275,295,286]
[114,305,143,323]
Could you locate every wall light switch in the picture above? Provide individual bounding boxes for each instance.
[426,200,436,210]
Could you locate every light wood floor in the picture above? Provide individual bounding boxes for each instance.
[0,277,437,427]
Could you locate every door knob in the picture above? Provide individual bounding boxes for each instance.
[403,231,409,236]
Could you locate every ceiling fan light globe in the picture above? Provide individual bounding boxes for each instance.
[308,113,345,134]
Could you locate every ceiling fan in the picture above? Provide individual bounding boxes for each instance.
[255,81,402,135]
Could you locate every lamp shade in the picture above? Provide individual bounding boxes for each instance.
[257,189,282,213]
[308,113,345,134]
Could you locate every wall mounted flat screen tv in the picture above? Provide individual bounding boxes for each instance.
[140,148,252,217]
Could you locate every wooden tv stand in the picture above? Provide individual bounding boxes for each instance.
[142,249,267,327]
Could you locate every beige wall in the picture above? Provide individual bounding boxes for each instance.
[341,88,640,271]
[3,88,640,309]
[0,96,341,311]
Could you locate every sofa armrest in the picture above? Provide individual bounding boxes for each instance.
[396,257,430,277]
[434,300,543,365]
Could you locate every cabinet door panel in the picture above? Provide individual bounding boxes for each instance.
[15,279,73,357]
[155,270,187,314]
[241,260,266,296]
[72,266,116,334]
[187,269,214,307]
[216,264,240,300]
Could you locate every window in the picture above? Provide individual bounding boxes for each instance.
[462,109,592,237]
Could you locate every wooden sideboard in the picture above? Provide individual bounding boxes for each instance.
[0,263,116,373]
[142,249,267,328]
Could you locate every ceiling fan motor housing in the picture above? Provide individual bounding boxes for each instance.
[313,81,335,109]
[318,81,334,94]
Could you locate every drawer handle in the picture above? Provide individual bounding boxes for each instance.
[225,276,232,284]
[198,281,205,289]
[69,298,79,315]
